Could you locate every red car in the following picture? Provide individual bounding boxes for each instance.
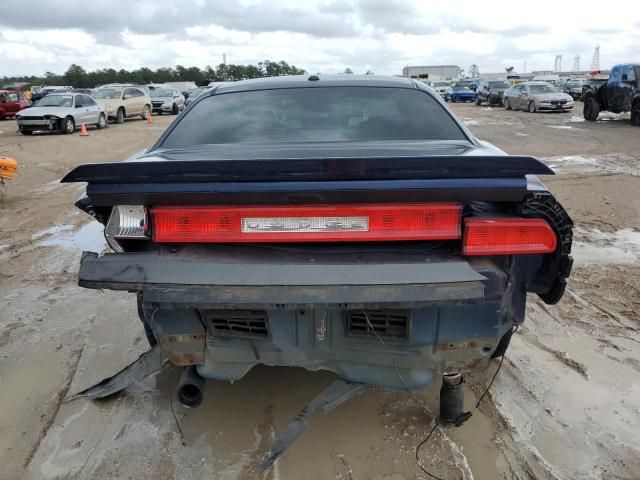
[0,90,30,119]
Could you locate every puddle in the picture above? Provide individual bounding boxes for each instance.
[515,132,528,137]
[569,116,585,123]
[33,222,106,252]
[572,227,640,265]
[547,125,573,130]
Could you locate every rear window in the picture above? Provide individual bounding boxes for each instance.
[160,87,467,147]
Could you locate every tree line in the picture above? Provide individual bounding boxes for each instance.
[1,60,307,88]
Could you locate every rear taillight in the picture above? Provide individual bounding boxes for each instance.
[150,203,462,243]
[105,205,148,252]
[463,218,557,255]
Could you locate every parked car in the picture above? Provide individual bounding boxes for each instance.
[31,86,72,102]
[583,64,640,125]
[73,88,96,96]
[16,93,106,135]
[444,84,476,103]
[62,75,573,464]
[184,86,212,106]
[581,78,608,102]
[557,80,584,100]
[150,88,185,115]
[0,90,30,118]
[93,86,151,123]
[503,82,574,112]
[429,81,450,98]
[475,80,510,106]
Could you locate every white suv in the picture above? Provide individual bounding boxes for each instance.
[93,86,151,124]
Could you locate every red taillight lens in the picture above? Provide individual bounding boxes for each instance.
[463,218,557,255]
[151,203,462,243]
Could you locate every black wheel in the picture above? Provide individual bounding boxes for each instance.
[141,105,150,120]
[528,101,537,113]
[583,96,600,121]
[172,103,179,115]
[62,116,75,134]
[631,103,640,126]
[115,108,125,124]
[487,98,493,107]
[504,98,511,110]
[96,113,106,129]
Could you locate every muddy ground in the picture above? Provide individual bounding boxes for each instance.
[0,103,638,480]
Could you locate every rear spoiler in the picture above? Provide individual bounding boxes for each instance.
[61,156,553,184]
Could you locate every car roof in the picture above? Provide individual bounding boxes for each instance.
[211,75,417,95]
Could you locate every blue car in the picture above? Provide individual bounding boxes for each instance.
[445,85,476,103]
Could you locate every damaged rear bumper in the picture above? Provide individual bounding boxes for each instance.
[78,246,516,389]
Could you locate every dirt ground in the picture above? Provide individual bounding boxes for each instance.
[0,103,639,480]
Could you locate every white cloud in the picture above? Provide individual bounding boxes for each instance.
[0,0,639,77]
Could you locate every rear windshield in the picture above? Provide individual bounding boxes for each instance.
[160,87,467,147]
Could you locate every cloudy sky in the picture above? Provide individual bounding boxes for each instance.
[1,0,638,77]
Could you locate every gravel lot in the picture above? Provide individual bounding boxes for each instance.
[1,104,639,480]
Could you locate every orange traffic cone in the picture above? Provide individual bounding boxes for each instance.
[0,156,17,181]
[79,123,89,136]
[147,113,153,124]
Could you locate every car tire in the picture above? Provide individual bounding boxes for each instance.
[631,103,640,126]
[19,129,33,135]
[115,107,125,124]
[475,96,481,106]
[141,105,151,120]
[62,116,75,134]
[583,96,600,121]
[528,101,537,113]
[504,98,511,110]
[96,113,106,129]
[172,103,179,115]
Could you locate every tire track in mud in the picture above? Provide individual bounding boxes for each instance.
[22,343,85,471]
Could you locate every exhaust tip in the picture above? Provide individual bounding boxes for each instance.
[178,383,203,408]
[177,366,205,408]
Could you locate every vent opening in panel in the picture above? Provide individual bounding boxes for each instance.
[347,310,410,339]
[202,310,269,339]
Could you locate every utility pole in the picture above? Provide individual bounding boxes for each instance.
[573,55,580,71]
[523,61,527,73]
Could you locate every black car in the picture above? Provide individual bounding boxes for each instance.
[558,80,584,100]
[63,75,573,466]
[583,64,640,125]
[581,78,608,102]
[475,80,510,106]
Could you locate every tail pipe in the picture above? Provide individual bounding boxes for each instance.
[177,366,205,408]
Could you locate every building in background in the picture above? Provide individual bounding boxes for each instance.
[402,65,460,81]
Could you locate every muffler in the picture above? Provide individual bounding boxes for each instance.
[177,366,205,408]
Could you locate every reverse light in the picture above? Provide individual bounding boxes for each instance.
[150,203,462,243]
[463,218,557,256]
[105,205,148,252]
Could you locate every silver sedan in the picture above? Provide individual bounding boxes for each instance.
[503,82,574,113]
[16,93,107,135]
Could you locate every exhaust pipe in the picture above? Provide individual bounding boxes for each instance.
[177,366,205,408]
